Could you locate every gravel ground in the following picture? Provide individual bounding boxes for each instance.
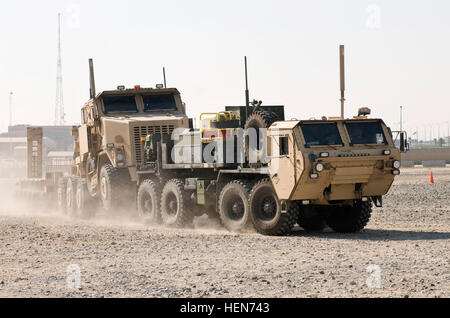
[0,168,448,298]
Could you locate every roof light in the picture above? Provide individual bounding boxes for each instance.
[156,84,164,89]
[134,85,141,89]
[117,85,125,90]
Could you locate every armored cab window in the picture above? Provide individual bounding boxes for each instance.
[279,136,289,155]
[345,121,387,145]
[143,94,177,111]
[103,95,138,113]
[301,123,343,147]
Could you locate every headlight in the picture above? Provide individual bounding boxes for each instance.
[383,150,391,155]
[116,153,125,162]
[315,163,324,172]
[393,160,400,169]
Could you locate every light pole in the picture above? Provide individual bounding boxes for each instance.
[429,124,433,144]
[9,91,13,127]
[446,122,449,147]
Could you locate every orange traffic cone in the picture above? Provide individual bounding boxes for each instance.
[430,171,434,184]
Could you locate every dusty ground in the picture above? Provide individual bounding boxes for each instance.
[0,168,448,298]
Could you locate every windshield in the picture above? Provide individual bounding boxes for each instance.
[345,121,387,145]
[301,123,343,147]
[103,95,138,113]
[143,94,177,111]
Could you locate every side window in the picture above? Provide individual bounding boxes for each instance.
[279,136,289,156]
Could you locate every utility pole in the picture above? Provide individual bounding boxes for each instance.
[9,91,13,127]
[339,45,345,119]
[446,121,449,147]
[55,13,65,126]
[399,106,403,132]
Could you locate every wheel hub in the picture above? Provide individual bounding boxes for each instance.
[168,198,177,214]
[259,197,277,220]
[227,198,244,220]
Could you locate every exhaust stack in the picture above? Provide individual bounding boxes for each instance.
[89,58,96,99]
[339,45,345,119]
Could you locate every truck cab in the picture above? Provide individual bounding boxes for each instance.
[268,117,401,206]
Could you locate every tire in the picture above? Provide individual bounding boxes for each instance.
[297,205,327,232]
[75,179,96,219]
[326,200,372,233]
[218,179,252,232]
[57,177,69,214]
[99,164,129,212]
[249,178,297,236]
[66,177,76,216]
[160,179,193,227]
[137,179,161,224]
[244,110,279,165]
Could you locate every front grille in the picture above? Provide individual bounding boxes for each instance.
[134,125,175,164]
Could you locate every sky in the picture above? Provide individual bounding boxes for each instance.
[1,0,449,140]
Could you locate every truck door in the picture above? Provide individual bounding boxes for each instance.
[268,132,296,200]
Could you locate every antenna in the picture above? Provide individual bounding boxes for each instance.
[339,45,345,119]
[163,67,167,88]
[244,56,250,120]
[9,91,13,127]
[55,13,65,125]
[89,58,96,99]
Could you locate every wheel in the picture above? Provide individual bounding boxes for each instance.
[325,200,372,233]
[244,110,279,165]
[99,164,130,212]
[297,205,327,232]
[66,177,76,216]
[75,179,96,219]
[160,179,193,227]
[137,179,161,224]
[57,177,69,214]
[218,179,252,232]
[249,178,297,236]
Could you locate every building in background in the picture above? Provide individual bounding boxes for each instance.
[0,125,73,178]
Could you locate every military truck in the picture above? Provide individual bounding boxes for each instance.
[57,59,190,217]
[134,106,405,235]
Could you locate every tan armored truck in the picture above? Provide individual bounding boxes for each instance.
[134,105,405,235]
[58,59,190,217]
